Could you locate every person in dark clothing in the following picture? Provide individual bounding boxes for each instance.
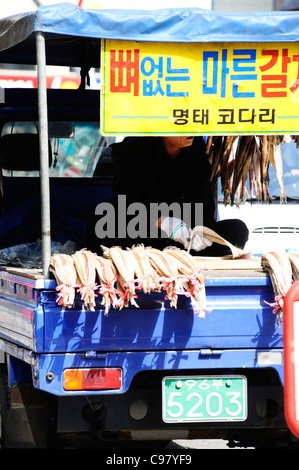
[89,135,248,256]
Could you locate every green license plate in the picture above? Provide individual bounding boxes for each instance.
[162,375,247,423]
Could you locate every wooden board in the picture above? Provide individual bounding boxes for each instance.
[0,266,44,280]
[194,256,262,271]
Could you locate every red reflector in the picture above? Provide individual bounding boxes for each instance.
[63,368,122,391]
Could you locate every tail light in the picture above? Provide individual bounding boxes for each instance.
[63,367,122,391]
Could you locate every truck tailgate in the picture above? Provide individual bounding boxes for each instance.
[0,265,282,354]
[43,273,280,353]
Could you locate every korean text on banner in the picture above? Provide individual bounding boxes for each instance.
[101,40,299,136]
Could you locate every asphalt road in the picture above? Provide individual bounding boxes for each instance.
[168,439,231,449]
[55,434,241,449]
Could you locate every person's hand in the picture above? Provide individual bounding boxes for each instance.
[189,232,212,252]
[160,217,190,249]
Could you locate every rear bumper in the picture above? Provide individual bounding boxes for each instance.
[33,347,284,396]
[56,366,285,434]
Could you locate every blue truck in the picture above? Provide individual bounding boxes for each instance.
[0,3,298,449]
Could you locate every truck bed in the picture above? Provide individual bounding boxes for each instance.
[0,258,280,354]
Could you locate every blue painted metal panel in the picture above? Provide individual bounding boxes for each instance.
[42,278,282,353]
[34,347,284,396]
[0,272,282,354]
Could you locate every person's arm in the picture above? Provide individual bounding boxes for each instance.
[158,216,191,249]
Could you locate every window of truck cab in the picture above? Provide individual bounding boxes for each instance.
[0,121,114,177]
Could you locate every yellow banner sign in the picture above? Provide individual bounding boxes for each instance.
[101,39,299,136]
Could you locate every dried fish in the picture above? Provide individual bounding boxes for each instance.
[211,136,234,188]
[260,135,271,203]
[287,252,299,281]
[72,249,98,311]
[291,135,299,148]
[102,245,139,309]
[50,243,212,317]
[188,226,243,259]
[261,251,293,324]
[50,253,78,309]
[205,136,213,163]
[210,136,225,185]
[147,247,180,308]
[268,138,286,203]
[230,136,254,206]
[95,255,118,314]
[240,137,256,203]
[208,134,294,206]
[251,137,262,201]
[221,137,238,206]
[131,244,159,293]
[164,247,207,317]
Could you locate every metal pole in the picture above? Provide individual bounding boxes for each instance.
[36,31,51,278]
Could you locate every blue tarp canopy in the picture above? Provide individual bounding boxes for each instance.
[31,3,299,43]
[0,2,298,66]
[0,2,299,51]
[0,3,299,68]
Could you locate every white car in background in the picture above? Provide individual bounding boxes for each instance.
[218,139,299,255]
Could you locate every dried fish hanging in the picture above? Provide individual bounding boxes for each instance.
[94,255,118,314]
[205,136,213,163]
[50,244,210,316]
[210,134,290,206]
[164,247,208,318]
[249,136,262,201]
[234,136,256,206]
[209,136,234,188]
[102,245,139,309]
[188,226,243,259]
[259,135,271,203]
[267,135,287,203]
[50,253,78,309]
[221,137,238,206]
[99,245,209,314]
[287,252,299,281]
[131,244,160,293]
[210,136,233,186]
[261,251,293,325]
[146,247,181,308]
[291,135,299,148]
[72,249,98,311]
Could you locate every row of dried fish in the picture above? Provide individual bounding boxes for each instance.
[50,245,208,317]
[207,134,295,206]
[50,245,299,326]
[50,250,98,311]
[261,250,299,325]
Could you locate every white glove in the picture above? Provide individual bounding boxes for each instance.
[190,232,212,252]
[160,217,190,250]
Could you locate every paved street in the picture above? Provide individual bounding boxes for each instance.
[169,439,231,449]
[53,434,248,449]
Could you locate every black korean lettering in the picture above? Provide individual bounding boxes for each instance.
[239,108,255,123]
[259,108,275,123]
[173,109,189,125]
[217,109,235,124]
[193,109,209,124]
